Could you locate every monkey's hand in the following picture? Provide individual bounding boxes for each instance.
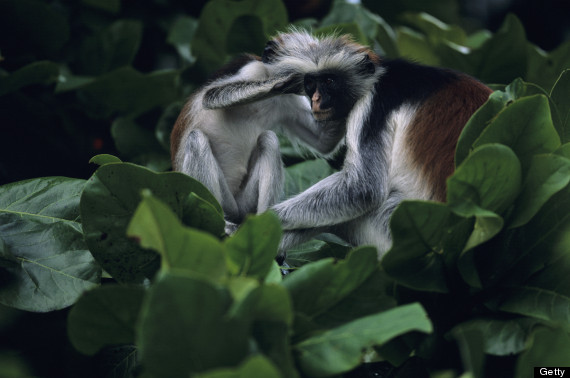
[272,73,304,95]
[224,220,240,236]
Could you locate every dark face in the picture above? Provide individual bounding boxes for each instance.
[304,71,354,121]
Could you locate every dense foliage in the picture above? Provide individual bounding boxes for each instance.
[1,0,569,377]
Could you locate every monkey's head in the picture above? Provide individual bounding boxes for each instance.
[263,30,382,121]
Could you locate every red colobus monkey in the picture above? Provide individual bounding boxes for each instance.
[170,45,346,227]
[261,31,493,261]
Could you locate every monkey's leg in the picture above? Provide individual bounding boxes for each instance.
[235,131,284,218]
[180,129,240,221]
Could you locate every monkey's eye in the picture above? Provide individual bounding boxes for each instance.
[304,77,316,92]
[325,77,335,85]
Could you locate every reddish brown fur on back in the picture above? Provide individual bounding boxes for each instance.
[407,75,492,201]
[170,95,196,166]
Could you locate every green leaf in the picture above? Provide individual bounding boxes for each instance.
[293,303,432,377]
[508,153,570,228]
[182,192,226,236]
[283,246,379,319]
[320,0,398,56]
[67,285,144,355]
[224,212,281,280]
[0,61,59,96]
[526,40,570,91]
[550,69,570,143]
[77,20,142,76]
[401,12,466,45]
[470,95,560,172]
[252,321,299,378]
[449,327,484,378]
[89,154,122,166]
[167,16,199,65]
[313,269,397,330]
[195,355,282,378]
[192,0,287,73]
[72,67,179,117]
[285,237,350,269]
[515,327,570,377]
[138,273,247,376]
[0,177,100,312]
[397,27,440,66]
[284,159,336,197]
[451,318,539,357]
[111,117,170,170]
[471,14,527,84]
[505,77,549,100]
[127,191,226,283]
[448,145,522,286]
[499,254,570,328]
[247,284,293,326]
[449,144,521,216]
[475,181,570,288]
[226,15,267,55]
[455,91,512,167]
[80,163,222,283]
[381,201,453,293]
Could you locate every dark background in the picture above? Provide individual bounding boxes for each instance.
[0,0,568,186]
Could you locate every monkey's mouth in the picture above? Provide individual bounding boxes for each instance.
[313,109,333,120]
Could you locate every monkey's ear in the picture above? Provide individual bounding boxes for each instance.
[262,40,278,63]
[359,54,377,75]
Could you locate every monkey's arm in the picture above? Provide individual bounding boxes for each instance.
[272,167,383,230]
[289,118,347,154]
[203,73,303,109]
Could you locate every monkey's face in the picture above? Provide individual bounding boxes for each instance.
[304,72,354,121]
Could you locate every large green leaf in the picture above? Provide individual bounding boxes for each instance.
[469,14,527,84]
[67,285,144,355]
[465,95,559,174]
[401,12,466,45]
[515,327,570,377]
[127,191,227,283]
[58,67,179,118]
[320,0,398,57]
[508,153,570,228]
[223,212,281,281]
[110,118,170,171]
[137,273,247,376]
[283,246,379,320]
[448,145,521,286]
[0,61,59,96]
[80,163,223,283]
[382,201,454,293]
[195,355,282,378]
[285,236,350,269]
[76,20,142,76]
[449,144,521,217]
[0,177,100,312]
[192,0,287,73]
[499,253,570,328]
[293,303,432,377]
[455,91,512,167]
[167,16,199,65]
[550,69,570,143]
[450,318,539,356]
[526,40,570,91]
[471,95,560,171]
[284,159,337,197]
